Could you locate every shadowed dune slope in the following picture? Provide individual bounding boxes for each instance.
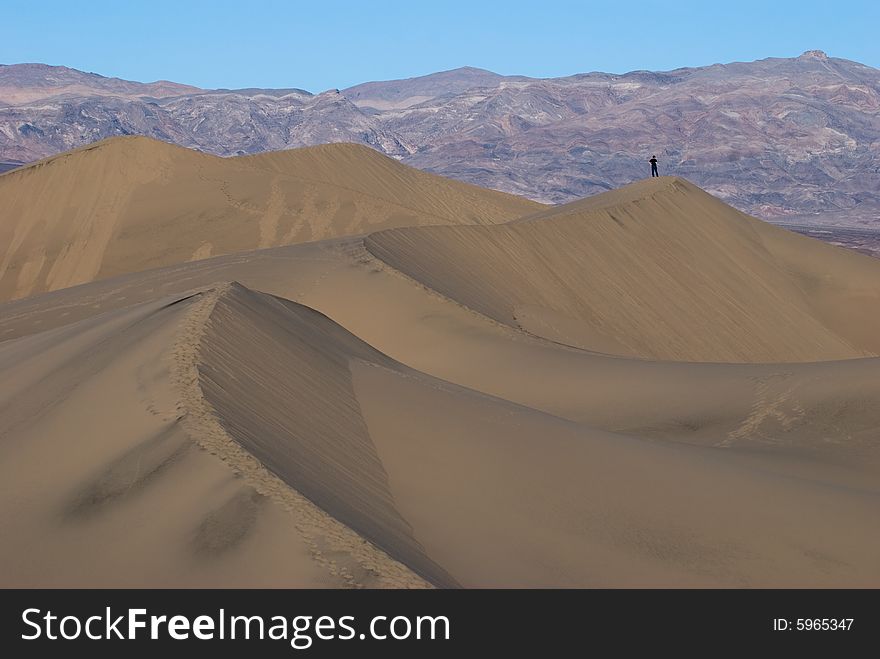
[366,177,880,363]
[0,136,542,301]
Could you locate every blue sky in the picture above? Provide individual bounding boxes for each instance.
[3,0,878,91]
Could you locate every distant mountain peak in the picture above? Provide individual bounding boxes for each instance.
[447,66,500,75]
[800,49,829,60]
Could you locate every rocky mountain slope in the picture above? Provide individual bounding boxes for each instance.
[2,52,879,225]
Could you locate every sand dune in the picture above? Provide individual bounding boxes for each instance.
[3,271,878,587]
[366,177,880,362]
[356,362,880,587]
[0,137,541,301]
[1,158,879,587]
[2,224,879,585]
[0,286,430,587]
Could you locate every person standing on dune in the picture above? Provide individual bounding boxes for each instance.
[649,155,659,177]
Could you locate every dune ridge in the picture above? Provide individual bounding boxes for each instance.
[0,136,542,301]
[188,282,455,586]
[0,283,433,587]
[366,177,880,362]
[171,283,435,588]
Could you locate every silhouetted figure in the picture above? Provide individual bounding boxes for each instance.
[649,155,659,177]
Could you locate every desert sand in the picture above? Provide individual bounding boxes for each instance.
[0,140,879,587]
[0,136,540,301]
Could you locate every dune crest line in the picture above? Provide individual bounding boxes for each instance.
[168,282,431,589]
[366,176,880,363]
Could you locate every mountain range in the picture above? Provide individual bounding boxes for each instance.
[1,51,879,229]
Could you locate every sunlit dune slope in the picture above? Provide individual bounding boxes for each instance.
[242,142,539,224]
[366,177,880,362]
[0,136,542,301]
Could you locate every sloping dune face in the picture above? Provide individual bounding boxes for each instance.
[0,137,542,302]
[195,283,456,587]
[366,177,880,362]
[353,362,880,587]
